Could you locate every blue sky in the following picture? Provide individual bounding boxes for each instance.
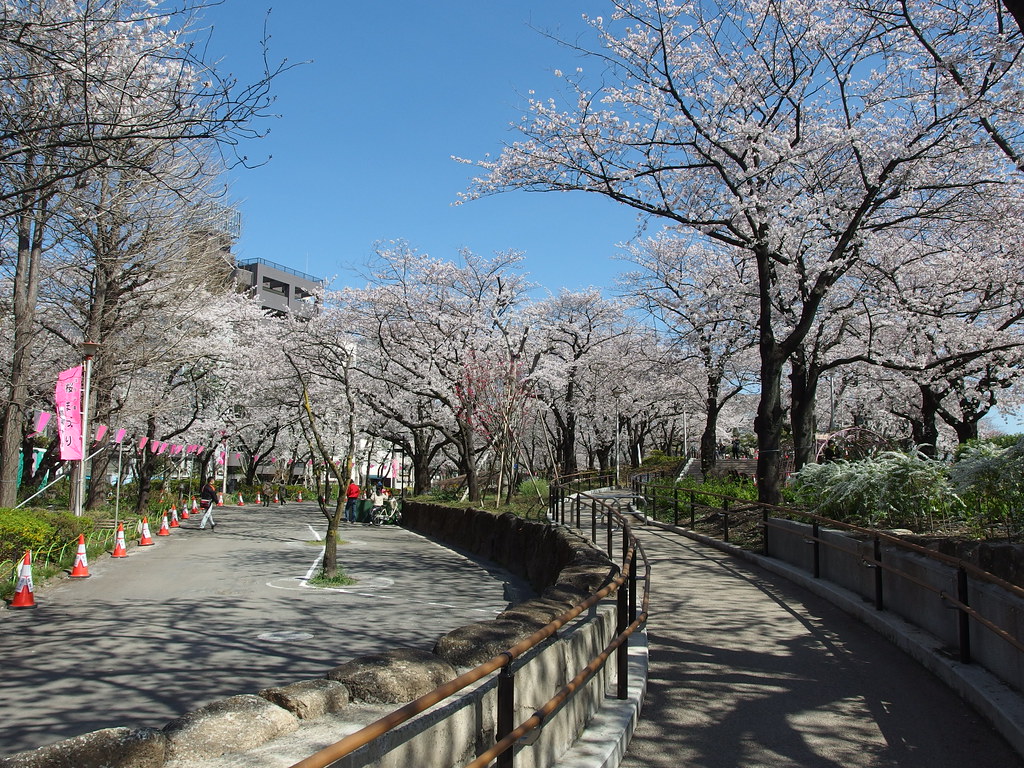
[201,1,649,294]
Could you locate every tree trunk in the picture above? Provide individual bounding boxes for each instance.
[699,378,722,476]
[458,420,480,502]
[755,345,787,505]
[0,207,45,507]
[321,497,345,578]
[913,384,942,457]
[789,352,819,471]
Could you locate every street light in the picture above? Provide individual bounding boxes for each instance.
[75,340,100,517]
[611,386,626,487]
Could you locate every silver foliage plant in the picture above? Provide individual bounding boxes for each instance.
[793,449,963,531]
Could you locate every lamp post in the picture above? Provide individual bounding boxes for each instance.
[612,386,626,487]
[75,340,100,517]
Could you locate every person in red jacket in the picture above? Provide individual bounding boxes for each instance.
[344,478,361,523]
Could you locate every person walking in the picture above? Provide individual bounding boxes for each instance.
[198,477,218,531]
[261,481,273,507]
[344,478,361,523]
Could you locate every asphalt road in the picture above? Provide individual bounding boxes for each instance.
[0,501,525,757]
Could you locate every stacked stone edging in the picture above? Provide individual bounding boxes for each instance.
[1,503,616,768]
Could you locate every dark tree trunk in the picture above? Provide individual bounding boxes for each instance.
[789,352,819,471]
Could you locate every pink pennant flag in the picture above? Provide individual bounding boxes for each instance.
[94,424,108,443]
[392,459,400,478]
[234,452,241,460]
[28,411,51,438]
[270,457,276,463]
[149,441,159,453]
[157,443,168,454]
[217,450,226,466]
[54,366,84,460]
[170,444,182,455]
[138,436,148,450]
[113,428,126,444]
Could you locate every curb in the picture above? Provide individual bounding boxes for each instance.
[553,629,649,768]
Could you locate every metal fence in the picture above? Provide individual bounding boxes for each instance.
[290,484,649,768]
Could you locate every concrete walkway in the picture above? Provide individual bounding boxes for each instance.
[617,523,1024,768]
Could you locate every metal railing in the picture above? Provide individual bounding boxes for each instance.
[290,488,649,768]
[631,478,1024,668]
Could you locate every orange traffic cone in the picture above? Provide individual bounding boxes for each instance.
[157,514,171,536]
[273,492,279,503]
[255,492,262,504]
[111,524,128,557]
[237,493,245,506]
[169,507,180,528]
[9,550,36,609]
[192,497,199,511]
[139,517,154,546]
[297,491,302,502]
[69,534,90,578]
[217,492,224,507]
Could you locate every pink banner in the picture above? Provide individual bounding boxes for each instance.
[28,411,51,438]
[94,424,108,443]
[157,442,168,454]
[138,436,148,450]
[54,366,84,460]
[113,429,126,444]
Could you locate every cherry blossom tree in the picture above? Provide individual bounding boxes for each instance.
[525,289,637,477]
[0,0,286,506]
[343,242,533,503]
[619,236,758,474]
[461,0,1021,502]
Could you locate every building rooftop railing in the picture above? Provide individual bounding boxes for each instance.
[236,258,325,285]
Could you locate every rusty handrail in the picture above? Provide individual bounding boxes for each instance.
[640,480,1024,600]
[290,493,649,768]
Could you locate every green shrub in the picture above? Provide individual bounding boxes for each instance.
[518,477,549,501]
[0,508,54,564]
[675,474,758,502]
[949,437,1024,538]
[792,450,961,530]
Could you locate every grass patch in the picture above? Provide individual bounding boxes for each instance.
[308,571,356,588]
[305,534,348,546]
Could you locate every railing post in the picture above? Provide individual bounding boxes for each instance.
[722,498,730,543]
[690,490,696,528]
[762,506,769,555]
[650,483,657,522]
[812,520,820,578]
[616,566,629,700]
[606,508,614,558]
[873,536,884,610]
[574,493,581,529]
[497,661,515,768]
[957,566,972,664]
[629,548,638,623]
[591,498,598,543]
[673,486,679,527]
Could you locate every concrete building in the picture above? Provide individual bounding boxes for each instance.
[233,258,325,317]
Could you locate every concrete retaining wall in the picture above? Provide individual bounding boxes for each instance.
[1,505,620,768]
[766,517,1024,695]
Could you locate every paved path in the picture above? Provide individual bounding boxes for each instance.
[618,523,1023,768]
[0,502,524,757]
